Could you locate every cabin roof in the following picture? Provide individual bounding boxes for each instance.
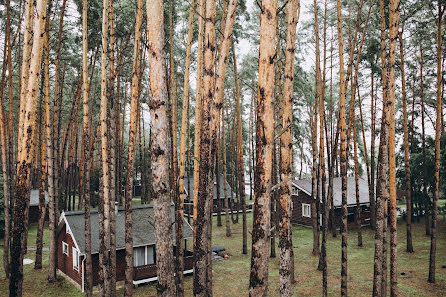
[59,204,193,255]
[29,189,49,206]
[183,174,234,200]
[292,176,370,207]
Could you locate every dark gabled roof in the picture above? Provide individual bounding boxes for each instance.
[60,204,193,255]
[183,174,234,200]
[29,189,49,206]
[292,176,370,207]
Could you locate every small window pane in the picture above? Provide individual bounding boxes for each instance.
[147,246,155,265]
[133,246,145,267]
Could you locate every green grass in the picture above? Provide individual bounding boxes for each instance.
[0,212,445,296]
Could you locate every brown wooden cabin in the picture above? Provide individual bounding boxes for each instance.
[56,204,193,292]
[29,189,49,224]
[183,174,235,215]
[291,177,371,228]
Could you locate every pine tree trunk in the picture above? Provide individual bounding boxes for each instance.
[192,0,205,224]
[353,109,362,247]
[0,33,11,280]
[249,0,276,295]
[193,0,217,295]
[9,0,48,294]
[176,0,195,294]
[279,0,298,295]
[335,0,348,295]
[147,1,176,295]
[419,46,431,236]
[428,1,444,284]
[35,82,47,269]
[373,1,391,294]
[124,0,143,294]
[398,29,413,253]
[81,1,93,293]
[233,45,247,255]
[370,71,376,230]
[108,1,117,293]
[222,96,231,237]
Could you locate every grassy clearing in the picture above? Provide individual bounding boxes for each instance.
[0,211,444,296]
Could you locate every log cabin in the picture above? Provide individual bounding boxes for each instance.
[291,176,371,228]
[56,204,193,292]
[29,189,49,224]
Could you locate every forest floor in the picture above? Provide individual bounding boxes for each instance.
[0,200,445,296]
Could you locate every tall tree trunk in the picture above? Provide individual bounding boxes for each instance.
[98,0,111,293]
[222,94,231,237]
[0,33,11,281]
[353,106,362,247]
[147,0,176,295]
[370,71,376,230]
[176,0,195,294]
[398,29,413,253]
[373,0,391,294]
[35,80,47,269]
[233,45,247,255]
[279,0,298,295]
[124,0,143,294]
[249,0,276,295]
[9,0,48,294]
[81,1,93,293]
[108,1,117,293]
[428,1,444,284]
[335,0,348,295]
[192,0,205,225]
[419,46,430,236]
[193,0,217,295]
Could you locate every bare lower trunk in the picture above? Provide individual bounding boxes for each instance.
[249,0,277,295]
[10,0,48,294]
[428,1,444,284]
[279,1,298,295]
[222,98,231,237]
[147,1,176,295]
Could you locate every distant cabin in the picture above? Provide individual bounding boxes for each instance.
[29,189,49,224]
[291,177,371,228]
[183,175,235,215]
[56,204,193,292]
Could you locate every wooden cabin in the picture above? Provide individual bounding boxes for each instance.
[56,204,193,292]
[183,174,235,215]
[291,177,371,228]
[29,189,49,224]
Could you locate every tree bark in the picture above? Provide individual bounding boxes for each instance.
[335,0,348,295]
[428,1,444,284]
[222,93,231,237]
[193,0,217,295]
[398,28,413,253]
[249,0,276,295]
[192,0,205,225]
[373,1,391,294]
[279,0,298,295]
[147,0,176,295]
[9,0,48,294]
[176,0,195,294]
[419,45,430,236]
[124,0,143,294]
[233,45,247,255]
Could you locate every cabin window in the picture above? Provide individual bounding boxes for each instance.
[146,246,155,265]
[302,203,311,218]
[134,245,156,267]
[134,246,146,267]
[62,242,69,255]
[72,248,79,271]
